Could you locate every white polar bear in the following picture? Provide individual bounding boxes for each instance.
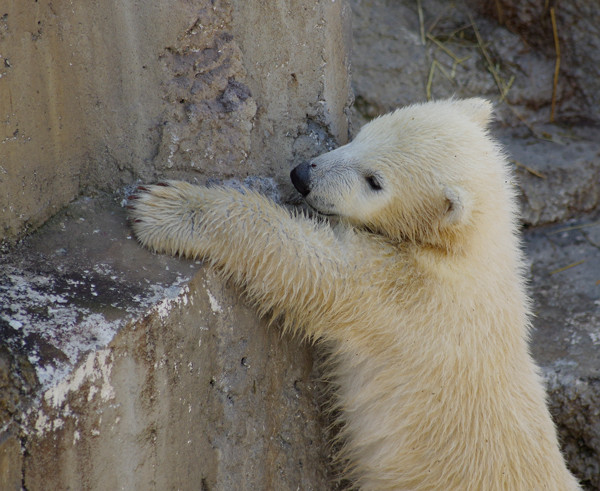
[128,98,580,490]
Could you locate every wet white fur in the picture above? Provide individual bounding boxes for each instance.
[129,99,580,490]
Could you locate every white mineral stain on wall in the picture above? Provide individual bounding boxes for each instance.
[0,260,195,392]
[88,385,98,402]
[3,259,201,440]
[34,413,49,435]
[151,284,191,320]
[34,413,65,436]
[207,290,223,314]
[44,349,115,410]
[34,349,117,436]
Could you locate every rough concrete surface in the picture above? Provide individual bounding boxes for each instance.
[1,195,332,490]
[0,0,189,238]
[1,1,352,488]
[0,0,351,240]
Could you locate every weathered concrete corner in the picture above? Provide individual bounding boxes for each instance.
[0,195,332,489]
[1,194,198,392]
[24,268,329,490]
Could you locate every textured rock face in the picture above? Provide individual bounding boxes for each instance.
[526,218,600,489]
[498,126,600,227]
[350,0,598,130]
[468,0,600,124]
[0,0,351,240]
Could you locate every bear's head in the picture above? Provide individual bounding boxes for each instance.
[291,98,515,253]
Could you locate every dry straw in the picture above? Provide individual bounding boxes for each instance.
[550,7,560,122]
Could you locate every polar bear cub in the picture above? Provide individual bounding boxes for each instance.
[129,98,580,490]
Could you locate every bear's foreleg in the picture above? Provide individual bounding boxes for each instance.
[128,180,350,338]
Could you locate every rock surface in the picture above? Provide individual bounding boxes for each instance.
[468,0,600,124]
[525,215,600,489]
[496,125,600,227]
[349,0,598,130]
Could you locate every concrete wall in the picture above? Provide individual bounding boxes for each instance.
[0,0,351,240]
[1,192,339,489]
[1,0,352,488]
[24,267,330,490]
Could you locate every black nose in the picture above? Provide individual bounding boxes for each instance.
[290,161,312,196]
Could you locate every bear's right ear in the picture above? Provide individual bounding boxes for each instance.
[442,185,470,226]
[456,98,493,128]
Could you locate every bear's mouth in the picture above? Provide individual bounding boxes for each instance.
[304,201,335,217]
[315,209,336,217]
[304,197,338,217]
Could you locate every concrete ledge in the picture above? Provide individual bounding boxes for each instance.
[1,194,331,489]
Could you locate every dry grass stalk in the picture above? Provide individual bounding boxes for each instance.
[549,259,586,276]
[551,221,600,234]
[494,0,504,24]
[512,160,547,179]
[426,59,454,100]
[417,0,425,45]
[468,14,512,102]
[426,33,470,63]
[550,7,560,122]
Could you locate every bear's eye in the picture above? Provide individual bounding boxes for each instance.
[365,175,383,191]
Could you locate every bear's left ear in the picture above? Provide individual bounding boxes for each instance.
[442,185,470,226]
[456,98,493,128]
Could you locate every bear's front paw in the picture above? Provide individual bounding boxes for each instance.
[127,180,203,256]
[126,181,169,221]
[127,181,177,224]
